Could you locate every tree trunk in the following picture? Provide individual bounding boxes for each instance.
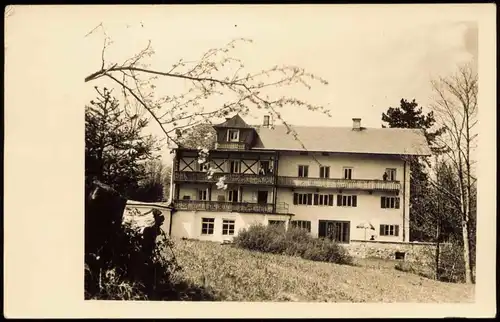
[461,217,472,284]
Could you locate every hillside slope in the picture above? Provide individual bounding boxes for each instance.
[172,239,474,302]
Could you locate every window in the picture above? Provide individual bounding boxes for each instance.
[198,189,208,201]
[201,218,215,235]
[380,224,399,236]
[222,219,235,235]
[229,160,241,174]
[381,196,400,209]
[318,220,350,243]
[298,165,309,177]
[228,189,239,202]
[290,220,311,232]
[182,195,191,200]
[319,166,330,178]
[343,167,353,179]
[313,193,334,206]
[197,161,210,172]
[227,129,240,142]
[293,193,313,205]
[337,194,357,207]
[268,220,286,228]
[385,168,397,181]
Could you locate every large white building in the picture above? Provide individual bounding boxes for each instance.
[168,114,431,243]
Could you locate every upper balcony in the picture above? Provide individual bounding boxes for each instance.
[277,176,401,192]
[215,142,248,150]
[174,171,275,185]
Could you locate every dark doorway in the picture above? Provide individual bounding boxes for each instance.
[257,191,268,204]
[318,220,350,243]
[259,161,270,175]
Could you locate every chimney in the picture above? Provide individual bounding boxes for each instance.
[352,118,361,131]
[263,115,270,127]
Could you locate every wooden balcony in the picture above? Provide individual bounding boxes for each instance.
[174,200,286,214]
[215,142,248,150]
[174,171,275,185]
[277,176,401,192]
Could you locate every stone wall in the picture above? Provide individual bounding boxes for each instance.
[344,240,443,264]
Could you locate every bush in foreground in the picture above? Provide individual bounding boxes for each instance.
[233,224,353,265]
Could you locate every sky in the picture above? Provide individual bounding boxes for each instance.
[6,5,479,166]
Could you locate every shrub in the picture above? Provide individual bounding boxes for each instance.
[437,243,466,283]
[233,224,353,265]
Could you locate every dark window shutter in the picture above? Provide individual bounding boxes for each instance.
[380,224,384,236]
[306,221,311,232]
[395,225,399,236]
[293,193,298,205]
[337,195,342,206]
[307,193,313,205]
[326,167,330,178]
[353,195,357,207]
[395,197,400,209]
[381,197,386,208]
[313,193,319,205]
[328,194,334,206]
[304,166,309,177]
[318,221,327,238]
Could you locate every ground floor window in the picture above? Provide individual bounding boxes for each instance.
[380,224,399,236]
[222,219,235,235]
[290,220,311,232]
[318,220,350,243]
[268,220,286,229]
[201,217,215,235]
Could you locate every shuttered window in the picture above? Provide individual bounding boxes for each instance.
[337,194,357,207]
[290,220,311,232]
[293,193,313,205]
[313,193,334,206]
[381,196,400,209]
[380,224,399,236]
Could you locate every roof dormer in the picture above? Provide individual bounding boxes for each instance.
[212,114,257,150]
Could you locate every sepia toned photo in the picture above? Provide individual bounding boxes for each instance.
[4,4,496,318]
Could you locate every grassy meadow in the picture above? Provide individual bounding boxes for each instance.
[171,239,474,302]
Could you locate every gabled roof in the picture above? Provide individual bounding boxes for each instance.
[213,114,253,129]
[252,125,432,156]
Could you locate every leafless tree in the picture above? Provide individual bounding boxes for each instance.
[83,23,331,151]
[429,63,478,284]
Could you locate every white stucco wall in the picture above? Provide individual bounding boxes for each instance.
[277,187,404,242]
[277,152,404,180]
[170,210,290,242]
[275,152,411,242]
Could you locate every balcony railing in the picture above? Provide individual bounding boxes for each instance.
[215,142,248,150]
[174,200,284,214]
[277,176,401,191]
[174,171,275,185]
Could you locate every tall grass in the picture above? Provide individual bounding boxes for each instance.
[233,224,353,265]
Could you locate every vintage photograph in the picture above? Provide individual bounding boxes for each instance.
[81,6,481,303]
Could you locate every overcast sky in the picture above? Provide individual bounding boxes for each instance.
[6,5,479,165]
